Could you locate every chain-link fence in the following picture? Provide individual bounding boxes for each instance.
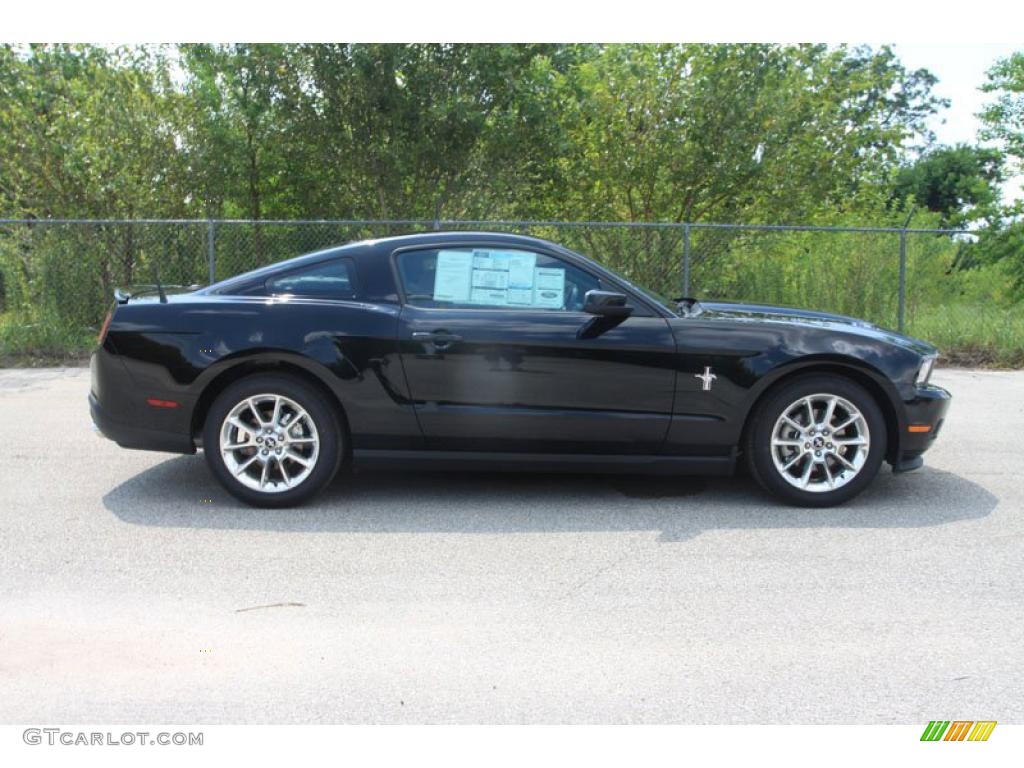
[1,218,1020,365]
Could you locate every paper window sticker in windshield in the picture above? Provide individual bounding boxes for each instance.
[470,287,510,306]
[506,251,537,288]
[507,288,534,305]
[472,269,509,289]
[433,250,473,302]
[533,267,565,308]
[472,250,512,271]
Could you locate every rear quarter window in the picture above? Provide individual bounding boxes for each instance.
[265,258,358,299]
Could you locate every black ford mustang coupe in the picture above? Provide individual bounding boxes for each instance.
[90,231,950,508]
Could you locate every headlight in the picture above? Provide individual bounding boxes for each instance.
[915,355,936,386]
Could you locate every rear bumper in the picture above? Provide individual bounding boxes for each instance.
[89,346,195,455]
[90,391,195,454]
[891,384,950,472]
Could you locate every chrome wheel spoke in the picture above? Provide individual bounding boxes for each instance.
[822,397,838,429]
[234,455,259,476]
[228,416,255,436]
[822,460,835,488]
[782,415,804,433]
[277,458,291,487]
[782,452,806,471]
[798,458,814,488]
[772,437,803,446]
[833,452,857,471]
[247,398,267,427]
[834,436,867,446]
[832,415,857,433]
[285,449,313,467]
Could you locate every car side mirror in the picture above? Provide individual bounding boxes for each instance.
[583,290,633,318]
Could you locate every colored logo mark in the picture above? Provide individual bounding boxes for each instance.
[920,721,997,741]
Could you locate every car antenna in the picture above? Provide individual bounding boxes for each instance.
[153,260,168,303]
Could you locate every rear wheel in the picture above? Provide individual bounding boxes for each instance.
[745,374,887,507]
[203,373,342,507]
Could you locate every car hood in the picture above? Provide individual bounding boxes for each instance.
[693,300,938,357]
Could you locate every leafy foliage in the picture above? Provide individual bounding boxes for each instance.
[0,43,1022,365]
[981,51,1024,173]
[891,144,1004,228]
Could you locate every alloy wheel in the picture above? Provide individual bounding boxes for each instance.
[218,393,320,493]
[770,393,870,493]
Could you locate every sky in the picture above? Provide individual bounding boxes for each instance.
[893,42,1022,204]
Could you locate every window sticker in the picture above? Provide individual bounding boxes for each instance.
[470,287,510,306]
[506,251,537,288]
[472,251,507,271]
[468,249,539,307]
[471,269,509,289]
[507,287,534,305]
[432,249,564,309]
[533,267,565,308]
[433,250,473,302]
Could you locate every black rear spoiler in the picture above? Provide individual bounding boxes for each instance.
[114,284,201,305]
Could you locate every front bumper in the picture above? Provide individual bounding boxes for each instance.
[891,383,951,472]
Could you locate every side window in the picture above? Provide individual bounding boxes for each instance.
[265,258,357,299]
[396,247,602,312]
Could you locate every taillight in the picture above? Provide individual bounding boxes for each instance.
[97,309,113,346]
[145,398,180,409]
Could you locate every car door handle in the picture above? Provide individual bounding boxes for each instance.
[412,330,463,349]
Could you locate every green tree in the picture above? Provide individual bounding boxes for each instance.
[0,44,189,328]
[278,43,563,220]
[976,51,1024,296]
[0,44,185,219]
[891,144,1004,228]
[981,51,1024,173]
[177,44,296,220]
[526,44,945,225]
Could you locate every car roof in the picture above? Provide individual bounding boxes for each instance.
[201,231,572,295]
[368,230,564,248]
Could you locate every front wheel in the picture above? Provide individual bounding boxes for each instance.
[745,374,887,507]
[203,373,343,507]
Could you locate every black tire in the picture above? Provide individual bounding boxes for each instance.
[203,373,343,508]
[744,374,887,507]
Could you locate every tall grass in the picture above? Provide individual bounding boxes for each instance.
[907,305,1024,367]
[0,310,96,365]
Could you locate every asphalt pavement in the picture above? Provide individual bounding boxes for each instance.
[0,367,1020,723]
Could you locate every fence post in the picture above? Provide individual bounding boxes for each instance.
[682,223,691,297]
[897,231,907,333]
[897,207,916,333]
[207,218,216,285]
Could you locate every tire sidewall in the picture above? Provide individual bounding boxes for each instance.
[203,373,342,507]
[747,374,887,507]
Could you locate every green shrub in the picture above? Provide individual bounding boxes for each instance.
[0,310,95,364]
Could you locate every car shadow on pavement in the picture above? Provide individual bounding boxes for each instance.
[102,455,998,543]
